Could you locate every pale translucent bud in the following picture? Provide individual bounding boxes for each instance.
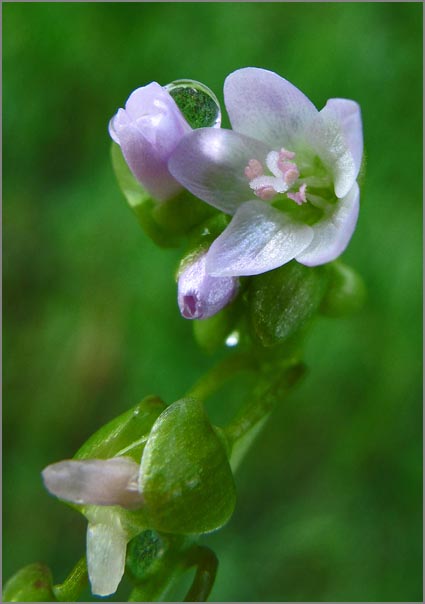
[42,457,143,509]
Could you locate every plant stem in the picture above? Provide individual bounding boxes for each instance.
[184,546,218,602]
[53,557,88,602]
[226,361,307,445]
[185,352,256,402]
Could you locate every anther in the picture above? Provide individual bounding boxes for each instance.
[244,159,264,180]
[287,183,307,205]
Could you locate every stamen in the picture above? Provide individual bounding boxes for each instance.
[254,186,277,201]
[244,159,264,180]
[279,148,296,160]
[281,164,299,186]
[287,183,307,206]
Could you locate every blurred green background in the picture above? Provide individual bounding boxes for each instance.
[3,2,422,601]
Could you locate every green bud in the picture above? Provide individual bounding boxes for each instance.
[248,261,328,347]
[139,398,236,534]
[3,563,56,602]
[320,261,366,317]
[75,395,166,463]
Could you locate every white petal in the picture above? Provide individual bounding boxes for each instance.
[323,98,363,179]
[296,183,360,266]
[86,510,127,597]
[224,68,318,149]
[205,201,313,277]
[307,108,357,199]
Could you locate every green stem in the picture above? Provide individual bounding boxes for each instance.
[184,546,218,602]
[185,352,257,402]
[226,361,307,445]
[53,557,88,602]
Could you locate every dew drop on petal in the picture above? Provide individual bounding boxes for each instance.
[165,79,221,129]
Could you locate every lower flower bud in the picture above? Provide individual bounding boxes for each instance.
[178,251,239,320]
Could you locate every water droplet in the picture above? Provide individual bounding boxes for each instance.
[225,331,240,347]
[165,79,221,129]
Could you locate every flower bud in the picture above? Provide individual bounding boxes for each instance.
[109,82,192,201]
[178,251,239,320]
[42,457,143,509]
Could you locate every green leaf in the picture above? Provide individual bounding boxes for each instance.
[75,395,166,463]
[248,261,328,347]
[140,398,236,534]
[3,563,57,602]
[320,261,366,317]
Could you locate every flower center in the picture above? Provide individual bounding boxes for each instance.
[245,148,308,206]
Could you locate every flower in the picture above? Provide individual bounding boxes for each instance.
[42,457,143,596]
[109,82,192,201]
[178,251,239,319]
[168,68,363,277]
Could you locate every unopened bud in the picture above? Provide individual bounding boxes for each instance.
[178,251,239,320]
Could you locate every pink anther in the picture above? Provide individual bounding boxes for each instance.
[287,183,307,205]
[254,186,277,201]
[279,148,296,161]
[244,159,264,180]
[281,164,300,186]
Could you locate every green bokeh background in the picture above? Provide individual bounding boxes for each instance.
[3,2,422,601]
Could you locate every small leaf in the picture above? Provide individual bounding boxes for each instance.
[139,398,236,534]
[249,261,328,346]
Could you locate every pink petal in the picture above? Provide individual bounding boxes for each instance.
[224,68,318,150]
[296,182,360,266]
[168,128,269,214]
[205,201,314,277]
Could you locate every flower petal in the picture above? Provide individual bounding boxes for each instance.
[307,107,357,198]
[224,68,318,149]
[42,457,142,508]
[206,201,314,277]
[296,182,360,266]
[168,128,269,214]
[322,98,363,179]
[86,510,127,597]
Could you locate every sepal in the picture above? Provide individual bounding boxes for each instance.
[139,398,236,534]
[248,261,328,346]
